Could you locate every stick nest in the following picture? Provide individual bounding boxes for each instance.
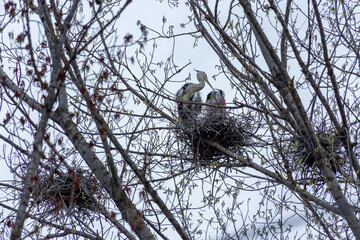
[176,111,252,162]
[33,168,100,213]
[290,131,345,174]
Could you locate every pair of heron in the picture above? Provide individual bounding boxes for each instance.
[176,70,225,121]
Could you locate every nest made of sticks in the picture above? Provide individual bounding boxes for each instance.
[33,168,100,213]
[290,131,345,174]
[176,111,252,162]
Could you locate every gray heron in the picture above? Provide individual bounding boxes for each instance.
[206,89,226,107]
[176,70,214,121]
[205,89,226,118]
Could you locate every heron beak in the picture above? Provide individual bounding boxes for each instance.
[208,81,214,90]
[205,77,214,90]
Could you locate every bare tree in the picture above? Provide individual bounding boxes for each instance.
[1,0,360,239]
[185,0,360,239]
[0,0,182,239]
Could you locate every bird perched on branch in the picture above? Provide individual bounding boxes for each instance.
[176,70,214,121]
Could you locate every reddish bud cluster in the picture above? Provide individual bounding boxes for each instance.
[99,126,106,136]
[5,1,16,17]
[31,174,39,183]
[136,210,142,217]
[3,113,11,124]
[26,69,33,76]
[130,223,136,232]
[41,41,47,48]
[21,8,27,17]
[124,185,131,195]
[6,219,13,228]
[43,133,50,141]
[139,189,145,200]
[16,32,26,44]
[92,90,104,104]
[98,70,108,83]
[19,80,25,89]
[59,69,66,82]
[124,34,133,43]
[41,94,47,103]
[110,84,123,99]
[20,116,26,126]
[140,25,148,42]
[42,82,48,90]
[80,86,86,94]
[97,193,102,200]
[91,177,97,193]
[88,140,95,148]
[41,64,47,73]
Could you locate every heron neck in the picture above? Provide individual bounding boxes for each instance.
[186,80,204,97]
[194,80,205,91]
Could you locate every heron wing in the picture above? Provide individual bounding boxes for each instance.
[176,83,193,100]
[191,92,202,113]
[176,84,203,120]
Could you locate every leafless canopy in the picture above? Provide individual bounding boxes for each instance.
[1,0,360,239]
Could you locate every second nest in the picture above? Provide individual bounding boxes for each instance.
[33,168,100,214]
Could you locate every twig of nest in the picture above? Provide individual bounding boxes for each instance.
[176,111,252,162]
[33,168,100,213]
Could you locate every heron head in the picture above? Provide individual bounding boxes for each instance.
[195,70,214,89]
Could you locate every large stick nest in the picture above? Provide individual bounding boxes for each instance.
[33,168,100,213]
[176,111,253,162]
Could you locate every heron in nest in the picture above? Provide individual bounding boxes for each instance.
[176,70,214,121]
[205,89,226,116]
